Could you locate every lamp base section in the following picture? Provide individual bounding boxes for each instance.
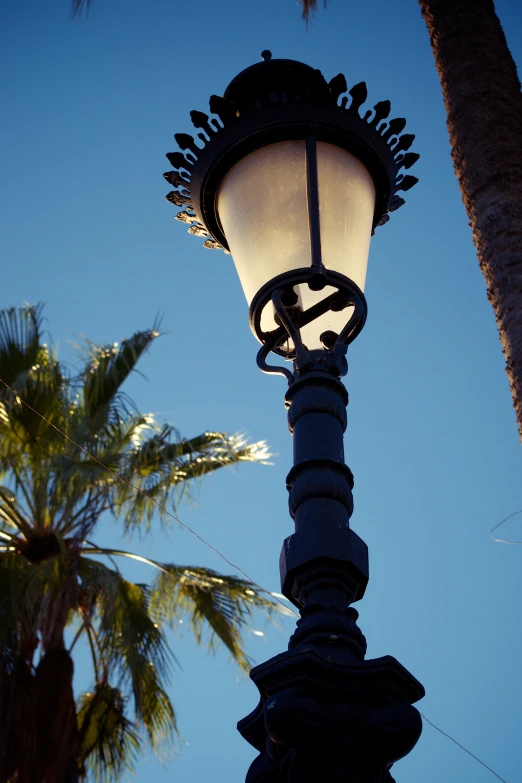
[238,645,423,783]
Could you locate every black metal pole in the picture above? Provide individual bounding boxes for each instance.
[238,347,424,783]
[166,51,424,781]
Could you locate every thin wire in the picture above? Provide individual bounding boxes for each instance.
[490,508,522,545]
[0,376,298,618]
[0,377,510,781]
[420,712,508,783]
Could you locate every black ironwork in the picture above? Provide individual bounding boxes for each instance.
[164,51,424,782]
[305,135,323,270]
[165,51,419,253]
[250,268,367,361]
[238,301,425,782]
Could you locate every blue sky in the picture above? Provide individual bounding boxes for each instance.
[2,0,522,781]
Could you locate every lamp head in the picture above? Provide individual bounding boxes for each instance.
[165,53,418,360]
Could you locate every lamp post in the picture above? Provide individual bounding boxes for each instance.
[165,52,424,783]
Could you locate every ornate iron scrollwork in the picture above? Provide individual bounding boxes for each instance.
[251,268,367,370]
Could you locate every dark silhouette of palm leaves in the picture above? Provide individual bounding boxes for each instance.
[150,565,282,671]
[0,303,276,782]
[71,0,93,17]
[77,685,141,783]
[300,0,326,22]
[69,0,323,21]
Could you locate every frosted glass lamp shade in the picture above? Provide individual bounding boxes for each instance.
[217,140,376,349]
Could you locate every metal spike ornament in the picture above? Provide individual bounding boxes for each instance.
[164,51,419,251]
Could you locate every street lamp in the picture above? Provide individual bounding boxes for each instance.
[165,52,424,783]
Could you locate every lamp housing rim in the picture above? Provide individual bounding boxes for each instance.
[165,54,419,252]
[191,110,393,253]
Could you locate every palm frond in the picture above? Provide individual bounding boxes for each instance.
[43,416,151,539]
[78,684,141,782]
[71,0,93,18]
[125,654,176,753]
[165,432,273,482]
[150,566,280,672]
[0,485,33,537]
[0,303,43,392]
[80,326,160,431]
[301,0,327,23]
[57,415,149,484]
[5,358,67,444]
[48,417,151,538]
[116,429,272,532]
[131,429,272,478]
[79,558,177,753]
[81,546,168,574]
[128,428,235,475]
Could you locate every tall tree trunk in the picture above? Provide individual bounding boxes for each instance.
[35,552,81,783]
[0,655,39,783]
[36,648,80,783]
[419,0,522,439]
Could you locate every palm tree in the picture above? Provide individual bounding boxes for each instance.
[0,303,279,783]
[302,0,522,439]
[418,0,522,439]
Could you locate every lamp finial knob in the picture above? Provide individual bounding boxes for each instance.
[261,50,272,61]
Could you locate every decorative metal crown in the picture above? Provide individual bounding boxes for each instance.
[164,52,419,252]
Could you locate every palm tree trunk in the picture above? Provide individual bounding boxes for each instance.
[33,547,81,782]
[36,647,80,783]
[0,655,39,783]
[419,0,522,439]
